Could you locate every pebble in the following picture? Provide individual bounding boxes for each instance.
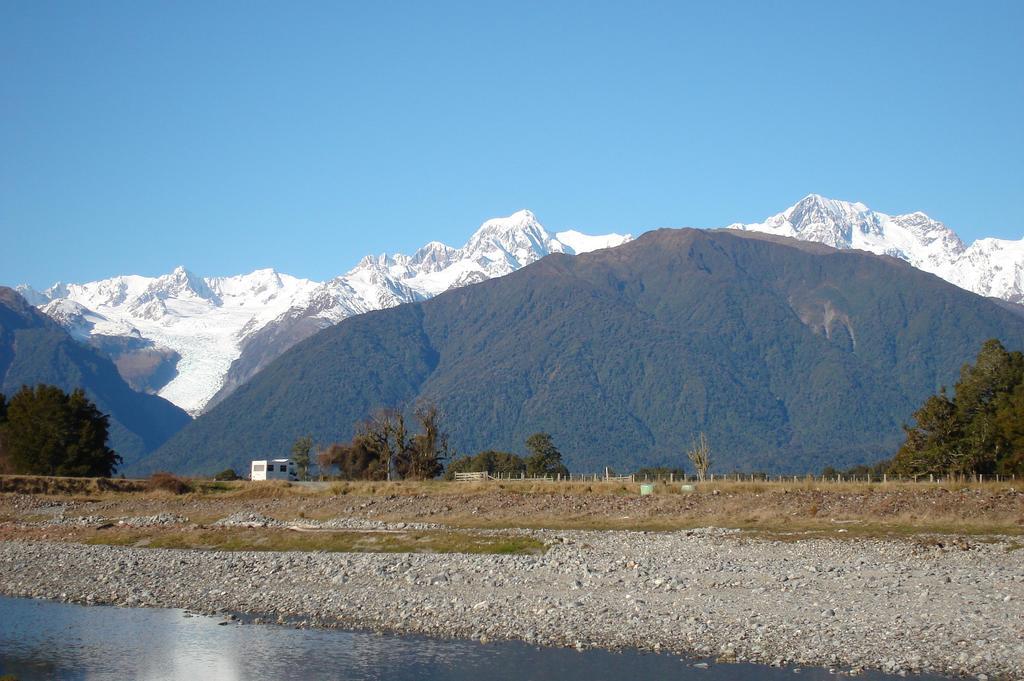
[0,529,1021,679]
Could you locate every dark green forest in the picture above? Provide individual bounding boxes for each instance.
[146,229,1024,476]
[0,384,121,477]
[443,433,569,479]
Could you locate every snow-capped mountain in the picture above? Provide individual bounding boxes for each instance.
[20,196,1021,416]
[730,194,1024,302]
[206,210,631,408]
[16,211,630,415]
[17,268,321,414]
[304,209,628,318]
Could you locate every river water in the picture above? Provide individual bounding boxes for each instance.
[0,596,946,680]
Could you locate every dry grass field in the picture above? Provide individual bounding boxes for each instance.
[1,474,1021,542]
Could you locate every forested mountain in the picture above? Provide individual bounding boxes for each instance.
[0,287,190,466]
[145,229,1024,476]
[18,196,1024,418]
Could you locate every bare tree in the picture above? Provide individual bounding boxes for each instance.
[357,407,409,481]
[407,401,447,479]
[686,432,711,482]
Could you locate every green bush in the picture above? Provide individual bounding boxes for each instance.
[213,468,239,481]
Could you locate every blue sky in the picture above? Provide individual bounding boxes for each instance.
[2,1,1022,288]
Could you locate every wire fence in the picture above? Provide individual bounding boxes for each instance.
[454,471,1018,484]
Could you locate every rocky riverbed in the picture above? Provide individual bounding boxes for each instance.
[2,529,1022,679]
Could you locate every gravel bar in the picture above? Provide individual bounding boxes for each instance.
[1,530,1022,679]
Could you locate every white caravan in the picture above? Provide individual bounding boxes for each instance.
[250,458,297,481]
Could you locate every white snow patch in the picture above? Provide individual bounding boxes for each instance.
[556,229,632,254]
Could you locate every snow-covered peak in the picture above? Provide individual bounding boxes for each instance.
[749,194,878,249]
[45,282,70,300]
[473,209,542,236]
[14,284,49,306]
[334,210,632,300]
[733,194,1019,301]
[40,298,137,340]
[138,266,220,303]
[410,241,458,273]
[207,268,315,306]
[40,298,98,338]
[209,268,283,296]
[461,209,565,270]
[790,193,869,217]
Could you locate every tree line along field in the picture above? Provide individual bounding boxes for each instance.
[4,338,1024,488]
[251,338,1024,484]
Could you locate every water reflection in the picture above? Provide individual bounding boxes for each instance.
[0,596,945,681]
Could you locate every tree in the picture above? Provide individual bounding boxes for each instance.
[445,450,526,480]
[952,339,1023,472]
[290,435,313,481]
[0,385,121,477]
[891,390,965,477]
[890,339,1024,477]
[317,410,405,481]
[993,383,1024,474]
[321,404,449,481]
[357,408,409,481]
[525,432,569,478]
[686,432,711,482]
[317,432,385,481]
[404,402,446,480]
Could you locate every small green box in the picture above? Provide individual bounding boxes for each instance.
[639,483,655,496]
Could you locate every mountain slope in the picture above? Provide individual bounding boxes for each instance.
[0,288,190,467]
[144,230,1024,476]
[18,211,629,414]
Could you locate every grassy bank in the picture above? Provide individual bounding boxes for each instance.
[79,526,545,555]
